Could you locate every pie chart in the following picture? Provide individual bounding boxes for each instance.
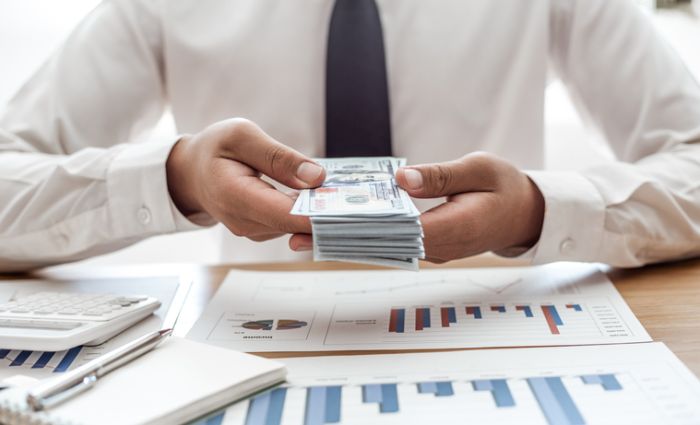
[242,320,273,330]
[276,319,308,330]
[242,319,308,331]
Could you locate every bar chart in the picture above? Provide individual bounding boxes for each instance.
[388,304,580,335]
[188,266,651,352]
[0,277,183,383]
[190,343,700,425]
[325,297,640,349]
[0,346,82,374]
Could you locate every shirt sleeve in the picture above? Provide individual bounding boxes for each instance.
[0,0,205,272]
[523,0,700,267]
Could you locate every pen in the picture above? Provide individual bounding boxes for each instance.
[26,328,173,411]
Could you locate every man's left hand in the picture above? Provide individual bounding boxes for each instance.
[395,152,545,263]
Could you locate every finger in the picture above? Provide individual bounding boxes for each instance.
[213,162,312,235]
[223,217,282,242]
[289,234,313,251]
[218,119,326,189]
[419,202,466,247]
[248,233,285,242]
[396,152,501,198]
[240,181,313,234]
[419,194,494,259]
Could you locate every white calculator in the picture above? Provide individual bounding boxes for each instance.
[0,292,161,351]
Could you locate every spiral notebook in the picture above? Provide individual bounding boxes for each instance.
[0,337,286,425]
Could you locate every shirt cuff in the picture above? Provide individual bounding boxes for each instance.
[515,171,607,264]
[106,138,212,238]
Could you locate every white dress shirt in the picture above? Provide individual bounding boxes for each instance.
[2,0,700,272]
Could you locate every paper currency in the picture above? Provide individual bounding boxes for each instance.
[291,157,424,271]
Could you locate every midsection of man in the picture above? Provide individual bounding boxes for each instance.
[159,0,549,262]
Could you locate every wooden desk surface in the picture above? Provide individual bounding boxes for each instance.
[23,255,700,376]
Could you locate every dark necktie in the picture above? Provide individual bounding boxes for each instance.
[325,0,392,157]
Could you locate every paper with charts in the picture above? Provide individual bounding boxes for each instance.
[186,263,650,352]
[193,342,700,425]
[0,277,185,386]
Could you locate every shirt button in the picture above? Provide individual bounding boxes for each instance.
[559,238,575,255]
[137,207,152,225]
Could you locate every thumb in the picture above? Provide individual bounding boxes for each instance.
[220,119,326,189]
[396,154,498,198]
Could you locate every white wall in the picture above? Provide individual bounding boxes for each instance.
[1,1,699,266]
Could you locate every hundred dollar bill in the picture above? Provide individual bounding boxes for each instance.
[314,252,420,271]
[315,237,423,248]
[289,156,424,271]
[291,157,418,217]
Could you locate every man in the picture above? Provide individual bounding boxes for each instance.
[1,0,700,272]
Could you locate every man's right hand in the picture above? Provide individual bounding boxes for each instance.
[166,118,325,242]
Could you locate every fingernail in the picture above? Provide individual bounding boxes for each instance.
[297,162,324,185]
[403,169,423,190]
[294,242,312,252]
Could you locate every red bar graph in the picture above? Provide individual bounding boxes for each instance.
[416,308,425,331]
[440,307,457,327]
[389,309,400,333]
[441,308,450,327]
[541,306,560,335]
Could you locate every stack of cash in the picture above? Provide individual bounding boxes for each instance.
[291,157,424,271]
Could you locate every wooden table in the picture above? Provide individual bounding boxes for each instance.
[23,255,700,377]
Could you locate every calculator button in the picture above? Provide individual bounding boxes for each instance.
[124,296,147,302]
[0,319,81,330]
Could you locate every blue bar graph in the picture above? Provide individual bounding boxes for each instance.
[305,387,327,425]
[473,379,515,407]
[267,388,286,425]
[491,305,507,313]
[543,306,563,325]
[32,351,55,369]
[516,305,534,317]
[0,349,9,359]
[566,304,583,312]
[417,381,454,397]
[54,346,82,373]
[436,382,454,396]
[10,350,32,367]
[395,309,405,333]
[204,412,225,425]
[207,372,631,425]
[190,411,226,425]
[381,384,399,413]
[389,308,405,333]
[246,388,287,425]
[362,384,399,413]
[245,391,270,425]
[581,374,622,391]
[527,377,585,425]
[325,386,341,423]
[465,306,482,319]
[305,386,341,425]
[600,374,622,391]
[419,308,431,328]
[417,382,437,394]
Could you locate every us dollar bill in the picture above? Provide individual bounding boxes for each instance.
[289,157,424,271]
[291,157,418,217]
